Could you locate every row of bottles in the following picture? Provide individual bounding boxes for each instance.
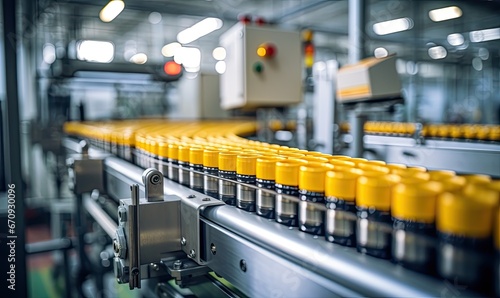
[64,119,500,295]
[340,121,500,141]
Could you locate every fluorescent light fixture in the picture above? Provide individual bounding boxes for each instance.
[212,47,226,61]
[447,33,464,46]
[428,46,447,59]
[374,47,388,58]
[177,17,223,44]
[470,27,500,43]
[43,43,56,64]
[373,18,413,35]
[129,53,148,64]
[429,6,462,22]
[215,61,226,74]
[99,0,125,23]
[161,42,181,57]
[77,40,114,63]
[174,47,201,73]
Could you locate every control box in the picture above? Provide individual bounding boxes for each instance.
[336,55,401,103]
[220,23,302,110]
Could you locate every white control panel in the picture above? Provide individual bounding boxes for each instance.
[220,23,302,110]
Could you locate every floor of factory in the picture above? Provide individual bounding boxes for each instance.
[26,208,134,298]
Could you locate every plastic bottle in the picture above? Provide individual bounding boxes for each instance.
[177,143,191,187]
[436,192,496,288]
[236,154,258,212]
[218,151,238,205]
[324,168,360,246]
[356,174,400,259]
[203,149,221,198]
[189,147,204,192]
[256,157,280,218]
[275,160,304,226]
[298,163,333,235]
[167,142,179,182]
[391,181,442,273]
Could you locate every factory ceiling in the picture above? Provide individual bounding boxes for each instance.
[34,0,500,65]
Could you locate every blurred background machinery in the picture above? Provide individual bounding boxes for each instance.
[0,0,500,297]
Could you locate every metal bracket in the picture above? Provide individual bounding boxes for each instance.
[142,168,164,202]
[181,195,224,265]
[162,258,211,288]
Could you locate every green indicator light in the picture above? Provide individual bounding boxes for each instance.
[253,62,264,73]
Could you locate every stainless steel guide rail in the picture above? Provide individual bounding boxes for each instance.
[66,138,482,297]
[105,163,474,297]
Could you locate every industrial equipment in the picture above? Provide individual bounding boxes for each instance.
[62,119,499,297]
[220,23,302,109]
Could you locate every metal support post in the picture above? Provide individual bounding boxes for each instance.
[350,109,367,158]
[2,1,28,297]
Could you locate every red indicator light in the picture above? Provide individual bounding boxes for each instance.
[164,61,182,76]
[238,14,252,24]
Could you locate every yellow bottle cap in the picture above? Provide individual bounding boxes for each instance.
[392,181,442,223]
[203,149,221,168]
[256,157,280,180]
[356,174,400,211]
[279,152,306,159]
[461,174,491,184]
[437,192,494,238]
[428,170,456,181]
[463,183,499,207]
[219,151,238,171]
[178,144,192,162]
[357,163,390,174]
[275,160,305,186]
[330,155,351,160]
[297,156,329,163]
[189,147,204,165]
[328,159,355,168]
[489,180,500,192]
[237,154,258,176]
[349,158,368,166]
[298,164,333,192]
[386,163,407,171]
[158,142,169,158]
[440,176,466,192]
[325,169,360,201]
[391,168,430,180]
[407,166,427,172]
[168,143,179,160]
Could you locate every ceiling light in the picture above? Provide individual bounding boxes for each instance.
[373,18,413,35]
[148,12,162,24]
[174,47,201,73]
[472,58,483,71]
[429,6,462,22]
[162,42,181,57]
[43,43,56,64]
[129,53,148,64]
[99,0,125,23]
[212,47,226,61]
[447,33,464,46]
[478,48,489,60]
[177,17,223,44]
[215,61,226,74]
[77,40,114,63]
[428,46,447,59]
[374,47,388,58]
[470,27,500,43]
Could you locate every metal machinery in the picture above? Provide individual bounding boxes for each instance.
[61,119,499,297]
